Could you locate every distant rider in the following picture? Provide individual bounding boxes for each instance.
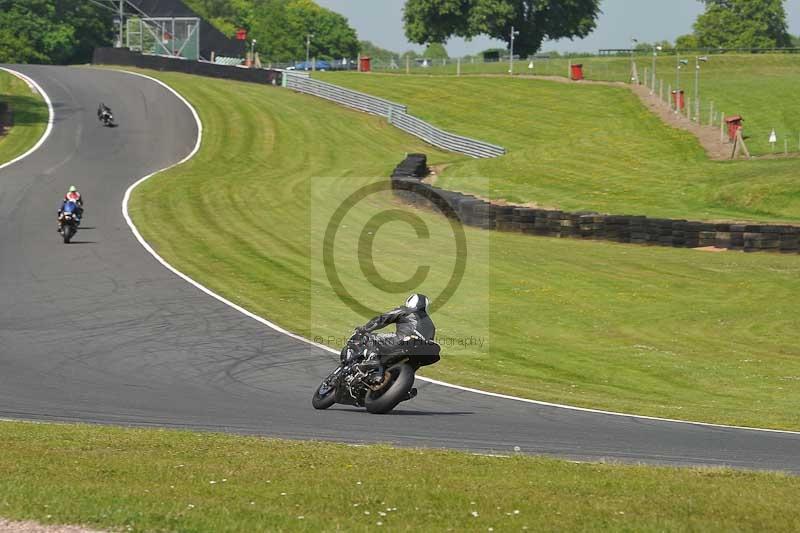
[57,186,84,231]
[355,293,436,384]
[97,103,112,122]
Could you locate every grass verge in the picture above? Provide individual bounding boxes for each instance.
[124,68,800,430]
[319,70,800,223]
[0,69,48,165]
[367,53,800,157]
[2,421,800,532]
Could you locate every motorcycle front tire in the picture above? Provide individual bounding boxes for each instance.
[365,363,415,414]
[63,225,74,244]
[312,380,337,410]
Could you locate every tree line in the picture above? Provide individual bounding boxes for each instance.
[0,0,795,65]
[0,0,114,64]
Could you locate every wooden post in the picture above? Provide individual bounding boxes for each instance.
[731,128,750,159]
[668,83,672,109]
[721,113,726,143]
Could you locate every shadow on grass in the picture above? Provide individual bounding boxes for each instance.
[1,94,49,126]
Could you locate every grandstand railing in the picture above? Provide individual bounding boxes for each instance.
[283,73,505,158]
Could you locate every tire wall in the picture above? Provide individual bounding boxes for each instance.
[391,154,800,254]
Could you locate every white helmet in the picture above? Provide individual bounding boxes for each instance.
[404,293,429,311]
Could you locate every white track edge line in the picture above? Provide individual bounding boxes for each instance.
[0,67,54,171]
[116,69,800,438]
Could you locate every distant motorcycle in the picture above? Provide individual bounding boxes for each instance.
[100,110,115,127]
[312,331,441,414]
[58,202,80,244]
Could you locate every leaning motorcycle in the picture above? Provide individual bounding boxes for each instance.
[59,207,79,244]
[100,112,114,127]
[312,331,440,414]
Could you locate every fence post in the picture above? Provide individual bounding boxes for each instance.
[668,83,672,109]
[709,101,714,126]
[568,60,572,79]
[644,67,649,89]
[457,57,461,77]
[659,79,663,103]
[720,113,726,143]
[406,55,410,75]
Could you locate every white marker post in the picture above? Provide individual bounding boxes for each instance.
[770,129,777,153]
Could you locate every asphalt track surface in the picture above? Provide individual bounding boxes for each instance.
[1,65,799,473]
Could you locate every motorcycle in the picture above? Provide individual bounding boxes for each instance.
[312,331,441,414]
[100,111,114,127]
[58,203,80,244]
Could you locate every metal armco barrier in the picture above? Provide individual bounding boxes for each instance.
[284,73,505,159]
[389,110,505,159]
[285,74,406,117]
[391,154,800,254]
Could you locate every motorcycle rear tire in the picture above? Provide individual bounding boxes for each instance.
[365,363,415,414]
[312,381,337,410]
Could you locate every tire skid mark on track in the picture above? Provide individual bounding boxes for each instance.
[114,69,800,438]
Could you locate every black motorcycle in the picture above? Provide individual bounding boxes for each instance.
[59,210,79,244]
[99,111,115,127]
[312,331,441,414]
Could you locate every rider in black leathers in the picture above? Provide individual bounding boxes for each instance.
[355,293,436,373]
[97,103,112,123]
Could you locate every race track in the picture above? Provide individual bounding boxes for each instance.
[1,65,799,472]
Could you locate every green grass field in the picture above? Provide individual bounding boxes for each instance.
[319,69,800,222]
[0,70,48,165]
[124,68,800,430]
[2,421,800,532]
[363,53,800,157]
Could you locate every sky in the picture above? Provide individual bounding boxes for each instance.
[315,0,800,56]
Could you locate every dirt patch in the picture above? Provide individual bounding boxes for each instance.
[0,519,106,533]
[628,84,736,160]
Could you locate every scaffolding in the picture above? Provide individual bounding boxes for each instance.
[126,17,200,60]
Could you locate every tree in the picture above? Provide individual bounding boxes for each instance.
[403,0,601,57]
[0,0,113,64]
[187,0,360,62]
[674,34,699,50]
[360,40,401,63]
[693,0,791,49]
[423,42,448,59]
